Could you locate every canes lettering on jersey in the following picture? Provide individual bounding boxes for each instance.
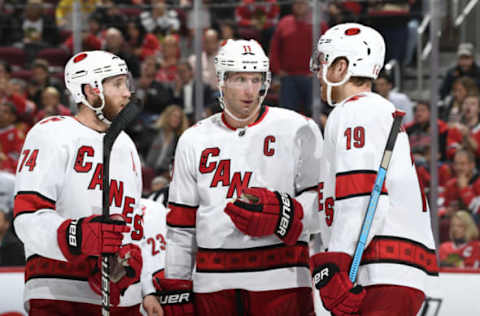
[71,145,144,240]
[199,147,253,198]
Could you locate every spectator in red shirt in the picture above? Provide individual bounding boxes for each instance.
[447,94,480,163]
[0,102,25,174]
[235,0,279,51]
[269,0,327,116]
[439,210,480,268]
[440,149,480,218]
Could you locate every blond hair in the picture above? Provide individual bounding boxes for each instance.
[154,104,189,137]
[450,210,479,242]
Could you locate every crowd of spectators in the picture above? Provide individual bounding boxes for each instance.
[0,0,480,269]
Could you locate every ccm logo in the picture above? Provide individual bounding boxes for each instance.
[159,293,191,305]
[68,219,79,247]
[276,193,292,237]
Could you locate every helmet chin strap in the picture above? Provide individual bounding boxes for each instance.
[83,92,112,125]
[322,66,351,107]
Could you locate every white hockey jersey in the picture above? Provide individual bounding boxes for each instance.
[166,106,323,293]
[141,195,168,282]
[318,92,438,293]
[13,115,154,308]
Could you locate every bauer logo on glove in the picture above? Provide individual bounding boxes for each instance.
[224,187,304,245]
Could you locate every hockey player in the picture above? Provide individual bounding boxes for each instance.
[13,50,160,315]
[309,23,439,316]
[140,194,170,316]
[154,39,323,315]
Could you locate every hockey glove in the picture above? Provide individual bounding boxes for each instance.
[57,214,130,261]
[89,243,143,306]
[153,277,195,316]
[224,187,304,245]
[311,252,365,316]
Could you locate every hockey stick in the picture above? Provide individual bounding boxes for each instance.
[102,99,143,316]
[348,110,405,283]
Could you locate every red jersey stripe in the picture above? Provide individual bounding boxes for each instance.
[14,191,56,218]
[167,202,197,228]
[361,235,439,276]
[196,242,309,273]
[25,255,95,282]
[335,170,388,201]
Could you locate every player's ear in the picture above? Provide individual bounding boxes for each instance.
[83,84,100,99]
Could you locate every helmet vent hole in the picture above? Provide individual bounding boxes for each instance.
[254,66,257,69]
[243,66,247,69]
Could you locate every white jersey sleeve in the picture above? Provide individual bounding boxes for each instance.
[165,130,198,280]
[293,118,323,235]
[138,197,168,296]
[14,121,69,261]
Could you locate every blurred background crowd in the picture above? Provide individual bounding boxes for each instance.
[1,0,480,271]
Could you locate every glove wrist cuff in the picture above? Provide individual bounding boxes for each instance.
[57,219,86,262]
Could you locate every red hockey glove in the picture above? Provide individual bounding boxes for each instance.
[88,243,143,306]
[224,187,304,245]
[311,252,365,316]
[57,214,130,261]
[153,277,195,316]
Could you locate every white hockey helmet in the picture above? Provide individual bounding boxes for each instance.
[214,39,271,121]
[310,23,385,106]
[64,50,130,124]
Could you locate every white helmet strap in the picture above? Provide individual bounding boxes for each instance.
[83,83,112,125]
[322,63,351,106]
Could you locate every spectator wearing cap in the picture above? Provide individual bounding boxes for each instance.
[0,102,25,174]
[374,71,415,124]
[440,43,480,100]
[0,208,25,266]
